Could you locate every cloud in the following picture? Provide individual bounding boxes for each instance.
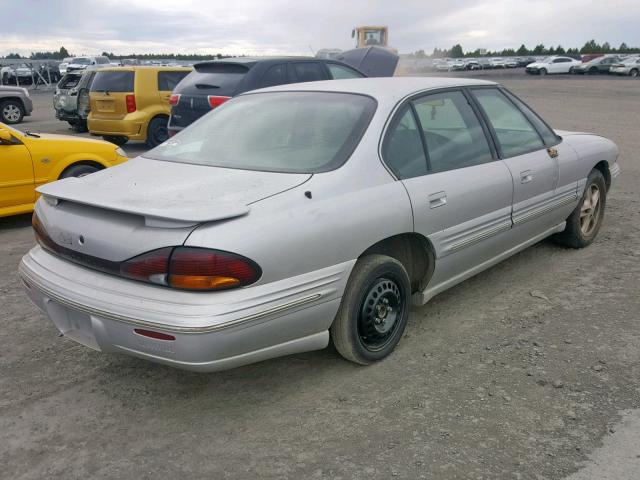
[1,0,638,56]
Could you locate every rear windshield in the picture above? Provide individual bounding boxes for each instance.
[58,74,82,89]
[90,71,134,92]
[147,91,377,173]
[183,63,249,94]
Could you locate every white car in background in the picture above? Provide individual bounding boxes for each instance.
[525,56,582,75]
[610,56,640,77]
[58,57,74,76]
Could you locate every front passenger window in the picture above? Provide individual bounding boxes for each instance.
[472,88,544,158]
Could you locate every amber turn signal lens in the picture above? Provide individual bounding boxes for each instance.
[169,275,241,290]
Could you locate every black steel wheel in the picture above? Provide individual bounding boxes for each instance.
[331,255,411,365]
[146,116,169,148]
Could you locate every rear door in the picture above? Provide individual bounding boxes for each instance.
[383,90,514,285]
[89,70,135,119]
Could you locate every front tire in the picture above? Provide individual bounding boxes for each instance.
[59,164,101,179]
[0,100,24,124]
[553,169,607,248]
[539,68,547,76]
[630,69,639,78]
[331,255,411,365]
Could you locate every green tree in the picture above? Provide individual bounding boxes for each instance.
[450,44,464,58]
[59,46,70,59]
[555,45,565,54]
[619,42,628,53]
[516,44,529,56]
[580,39,601,53]
[602,42,611,52]
[532,44,546,55]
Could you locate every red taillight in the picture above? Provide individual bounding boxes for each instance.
[120,247,172,285]
[120,247,260,291]
[167,129,177,137]
[169,93,181,106]
[125,94,136,113]
[134,329,175,341]
[207,95,230,109]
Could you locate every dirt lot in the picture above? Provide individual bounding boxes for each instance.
[1,73,639,479]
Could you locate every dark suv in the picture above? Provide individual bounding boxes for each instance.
[168,57,367,135]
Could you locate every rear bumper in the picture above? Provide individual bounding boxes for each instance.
[20,246,350,372]
[87,113,147,140]
[55,109,82,122]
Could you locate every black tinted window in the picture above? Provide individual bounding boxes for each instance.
[259,64,287,88]
[383,107,428,179]
[187,63,248,95]
[293,62,326,82]
[90,71,134,92]
[472,88,544,157]
[158,71,190,91]
[413,91,493,173]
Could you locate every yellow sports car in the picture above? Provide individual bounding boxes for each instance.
[0,122,128,217]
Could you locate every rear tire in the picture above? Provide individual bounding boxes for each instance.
[630,69,639,78]
[553,169,606,248]
[102,135,128,146]
[330,255,411,365]
[146,116,169,148]
[0,100,24,124]
[589,67,598,75]
[59,164,101,179]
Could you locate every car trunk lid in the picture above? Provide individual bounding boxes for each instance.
[36,157,311,261]
[89,70,135,120]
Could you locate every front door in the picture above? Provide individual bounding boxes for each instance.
[470,88,574,237]
[0,134,34,210]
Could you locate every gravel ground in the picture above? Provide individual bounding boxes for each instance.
[1,73,639,479]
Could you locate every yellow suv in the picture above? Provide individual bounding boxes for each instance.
[0,122,128,217]
[88,66,191,147]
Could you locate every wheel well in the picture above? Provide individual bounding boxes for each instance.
[359,233,435,293]
[594,160,611,191]
[0,97,25,110]
[59,161,105,179]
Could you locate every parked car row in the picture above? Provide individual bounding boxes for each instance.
[525,54,640,76]
[50,51,394,147]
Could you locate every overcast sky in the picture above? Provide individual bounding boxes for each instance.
[2,0,639,56]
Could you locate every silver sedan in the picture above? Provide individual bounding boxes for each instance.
[20,77,621,371]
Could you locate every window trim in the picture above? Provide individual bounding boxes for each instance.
[380,86,500,179]
[467,86,557,160]
[324,61,366,79]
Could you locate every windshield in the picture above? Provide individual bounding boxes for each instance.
[147,91,377,173]
[73,58,91,65]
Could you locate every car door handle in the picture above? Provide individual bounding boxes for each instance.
[520,170,534,183]
[428,191,447,209]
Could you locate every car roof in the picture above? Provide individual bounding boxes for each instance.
[251,76,497,101]
[194,56,354,68]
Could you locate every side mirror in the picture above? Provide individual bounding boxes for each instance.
[0,128,12,143]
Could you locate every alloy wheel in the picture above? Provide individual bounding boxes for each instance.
[580,184,602,236]
[2,104,21,122]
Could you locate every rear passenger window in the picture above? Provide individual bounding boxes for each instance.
[472,88,544,157]
[259,64,287,88]
[383,107,428,179]
[293,62,326,82]
[413,91,493,173]
[90,71,134,92]
[327,64,364,79]
[158,71,189,91]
